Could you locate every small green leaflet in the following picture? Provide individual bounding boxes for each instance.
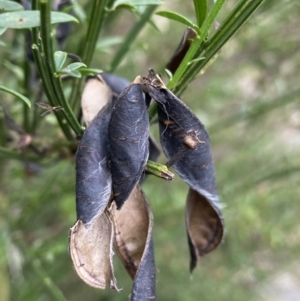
[111,0,162,10]
[0,1,23,13]
[54,51,68,71]
[193,0,207,28]
[0,11,78,29]
[155,10,200,34]
[0,85,31,108]
[55,62,87,78]
[78,68,102,76]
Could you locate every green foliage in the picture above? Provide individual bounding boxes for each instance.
[193,0,207,27]
[0,11,78,29]
[0,85,31,107]
[156,10,201,33]
[0,0,23,13]
[1,0,300,301]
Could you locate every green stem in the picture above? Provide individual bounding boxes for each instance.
[80,0,108,67]
[167,0,226,90]
[23,59,31,133]
[69,0,108,111]
[109,5,158,72]
[39,0,83,138]
[31,44,73,140]
[174,0,266,95]
[31,0,73,140]
[145,160,174,181]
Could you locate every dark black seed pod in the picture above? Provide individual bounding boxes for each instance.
[76,102,113,226]
[108,78,150,209]
[101,73,160,183]
[145,75,224,271]
[101,73,131,96]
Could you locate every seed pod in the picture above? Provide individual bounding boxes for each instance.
[81,75,113,127]
[145,73,224,271]
[76,101,113,226]
[110,185,156,301]
[69,212,118,290]
[108,77,150,209]
[102,73,160,167]
[101,73,131,96]
[166,27,197,74]
[70,77,117,289]
[110,186,154,277]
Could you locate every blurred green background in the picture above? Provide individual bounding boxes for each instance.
[1,0,300,300]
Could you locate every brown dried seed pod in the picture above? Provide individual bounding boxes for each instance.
[108,78,150,209]
[110,185,156,301]
[145,73,224,271]
[69,212,118,290]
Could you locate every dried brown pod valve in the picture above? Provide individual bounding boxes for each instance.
[110,186,156,301]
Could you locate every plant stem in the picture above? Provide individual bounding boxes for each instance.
[109,5,158,72]
[167,0,226,90]
[23,59,31,133]
[174,0,266,95]
[39,0,83,138]
[31,0,73,140]
[69,0,108,111]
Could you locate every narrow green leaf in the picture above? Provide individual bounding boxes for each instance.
[0,11,79,29]
[0,85,31,108]
[193,0,207,27]
[72,1,86,22]
[187,56,205,65]
[54,51,68,71]
[156,10,200,33]
[56,63,87,78]
[78,68,102,75]
[0,1,23,13]
[132,0,162,4]
[64,70,81,78]
[111,0,162,10]
[64,62,87,71]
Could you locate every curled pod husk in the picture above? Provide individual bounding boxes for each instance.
[145,75,224,271]
[76,100,113,226]
[102,73,160,172]
[108,78,150,209]
[70,79,117,290]
[110,186,156,301]
[69,212,118,290]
